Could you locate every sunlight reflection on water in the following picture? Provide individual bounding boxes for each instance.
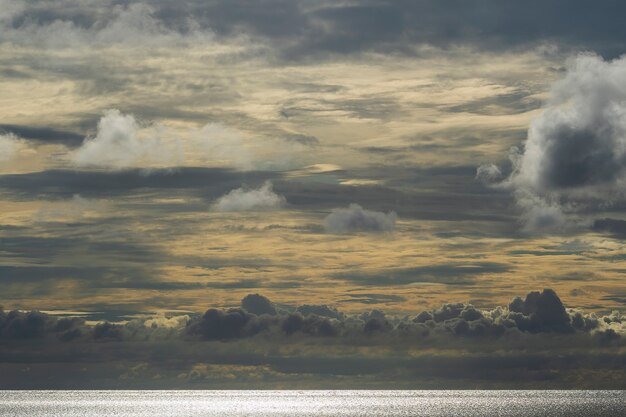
[0,390,624,416]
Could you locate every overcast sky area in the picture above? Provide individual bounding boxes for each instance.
[1,0,626,389]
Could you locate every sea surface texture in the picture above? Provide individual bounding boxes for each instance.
[0,390,624,416]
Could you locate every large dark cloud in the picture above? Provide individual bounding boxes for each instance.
[482,54,626,233]
[5,1,626,58]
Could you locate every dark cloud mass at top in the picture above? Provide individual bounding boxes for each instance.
[3,0,626,57]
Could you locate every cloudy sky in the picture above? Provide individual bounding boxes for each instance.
[1,0,626,389]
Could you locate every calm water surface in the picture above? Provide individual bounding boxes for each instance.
[0,390,624,416]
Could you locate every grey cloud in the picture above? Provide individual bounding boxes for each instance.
[334,262,510,286]
[484,54,626,233]
[296,305,343,320]
[0,289,624,388]
[0,124,84,147]
[592,218,626,239]
[186,308,274,340]
[476,163,503,185]
[340,293,406,305]
[241,293,277,316]
[323,204,397,234]
[507,289,574,333]
[0,168,278,199]
[6,1,626,59]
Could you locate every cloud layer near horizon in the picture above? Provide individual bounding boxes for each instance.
[0,288,624,389]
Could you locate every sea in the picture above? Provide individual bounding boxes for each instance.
[0,390,624,416]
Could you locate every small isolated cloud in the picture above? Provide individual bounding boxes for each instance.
[0,133,20,163]
[324,204,397,234]
[72,109,182,169]
[475,163,502,184]
[211,182,286,212]
[480,54,626,234]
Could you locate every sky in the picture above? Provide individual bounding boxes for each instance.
[1,0,626,389]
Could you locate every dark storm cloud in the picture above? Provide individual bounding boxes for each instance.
[334,262,510,286]
[0,168,278,199]
[0,124,84,147]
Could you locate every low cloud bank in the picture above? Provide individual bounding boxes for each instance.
[1,289,624,389]
[2,289,621,343]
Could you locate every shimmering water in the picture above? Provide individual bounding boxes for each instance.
[0,391,624,416]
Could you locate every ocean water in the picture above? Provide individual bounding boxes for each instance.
[0,390,624,416]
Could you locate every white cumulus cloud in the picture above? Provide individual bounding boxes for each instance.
[72,109,182,169]
[324,204,397,234]
[211,182,286,212]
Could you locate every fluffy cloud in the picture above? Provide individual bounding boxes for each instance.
[73,109,182,169]
[71,110,304,171]
[483,54,626,233]
[514,54,626,199]
[324,204,396,233]
[211,182,286,212]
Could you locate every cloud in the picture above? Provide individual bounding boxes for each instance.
[0,133,20,163]
[0,3,213,49]
[514,54,626,199]
[241,294,277,316]
[72,109,182,169]
[592,218,626,239]
[475,163,503,184]
[0,290,624,388]
[0,124,84,147]
[323,204,396,233]
[70,110,302,171]
[211,182,286,212]
[483,54,626,233]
